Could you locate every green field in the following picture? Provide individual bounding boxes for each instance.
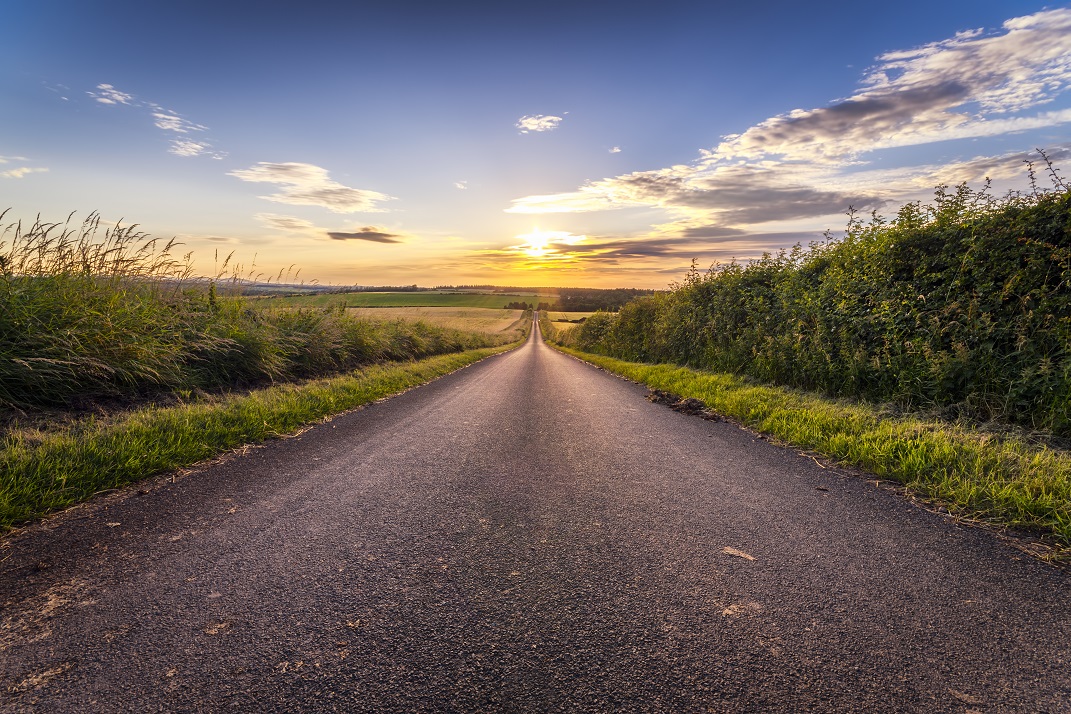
[258,291,559,309]
[347,307,527,335]
[543,311,596,334]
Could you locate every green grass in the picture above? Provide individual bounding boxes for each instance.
[0,212,521,411]
[0,210,530,529]
[0,345,514,529]
[556,346,1071,557]
[258,291,560,309]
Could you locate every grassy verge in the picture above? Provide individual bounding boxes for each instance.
[0,345,513,530]
[556,345,1071,557]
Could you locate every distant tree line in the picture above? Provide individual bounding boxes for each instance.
[556,288,657,311]
[503,289,657,312]
[352,284,423,292]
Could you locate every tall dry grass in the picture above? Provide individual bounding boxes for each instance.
[0,210,511,413]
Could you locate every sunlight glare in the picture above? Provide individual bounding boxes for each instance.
[514,228,585,260]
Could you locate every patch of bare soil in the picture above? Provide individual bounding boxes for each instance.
[645,389,722,421]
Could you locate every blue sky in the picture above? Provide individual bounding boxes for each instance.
[3,1,1070,287]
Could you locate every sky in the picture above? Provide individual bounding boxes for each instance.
[3,1,1071,289]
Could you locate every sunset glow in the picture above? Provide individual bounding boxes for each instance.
[2,2,1069,287]
[514,229,585,260]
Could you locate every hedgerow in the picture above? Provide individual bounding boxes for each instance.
[561,172,1071,436]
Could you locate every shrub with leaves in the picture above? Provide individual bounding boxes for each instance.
[560,168,1071,436]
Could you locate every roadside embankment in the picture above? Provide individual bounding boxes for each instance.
[0,345,514,530]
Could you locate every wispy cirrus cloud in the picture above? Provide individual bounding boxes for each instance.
[1,167,48,179]
[0,156,48,179]
[516,114,564,133]
[507,8,1071,243]
[231,162,394,214]
[256,213,319,233]
[152,111,207,134]
[87,83,224,158]
[87,83,134,105]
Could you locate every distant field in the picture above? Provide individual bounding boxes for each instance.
[545,312,595,334]
[258,291,559,309]
[348,307,526,335]
[544,311,596,322]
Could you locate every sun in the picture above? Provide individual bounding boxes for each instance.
[514,228,584,260]
[518,227,552,258]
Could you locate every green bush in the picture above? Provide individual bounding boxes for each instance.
[560,181,1071,436]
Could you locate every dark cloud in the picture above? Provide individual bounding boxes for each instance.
[328,227,403,243]
[766,82,970,141]
[599,166,885,224]
[578,232,825,263]
[678,225,747,238]
[675,172,884,222]
[489,231,827,268]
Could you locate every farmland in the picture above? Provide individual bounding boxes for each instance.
[347,307,528,336]
[257,290,560,309]
[541,311,596,334]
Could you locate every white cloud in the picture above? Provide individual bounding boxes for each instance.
[710,8,1071,164]
[44,82,70,101]
[87,84,222,158]
[508,163,881,227]
[0,156,29,164]
[507,8,1071,240]
[153,112,186,132]
[152,111,207,135]
[1,167,48,179]
[455,181,468,190]
[609,146,622,154]
[88,83,134,105]
[517,114,564,133]
[230,162,394,214]
[169,139,225,159]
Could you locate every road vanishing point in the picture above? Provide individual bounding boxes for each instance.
[1,319,1069,712]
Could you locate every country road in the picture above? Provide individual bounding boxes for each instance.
[1,319,1069,712]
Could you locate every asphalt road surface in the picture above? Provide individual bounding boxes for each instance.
[2,320,1069,712]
